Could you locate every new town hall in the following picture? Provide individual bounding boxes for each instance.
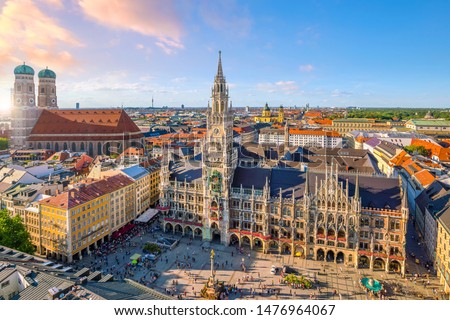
[159,53,409,275]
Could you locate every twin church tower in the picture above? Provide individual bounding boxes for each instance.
[10,64,58,149]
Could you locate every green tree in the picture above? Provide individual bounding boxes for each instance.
[0,209,35,254]
[143,242,162,254]
[0,138,8,150]
[404,145,430,157]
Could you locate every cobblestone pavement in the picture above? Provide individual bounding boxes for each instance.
[69,221,444,300]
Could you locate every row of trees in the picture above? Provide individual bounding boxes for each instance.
[347,108,450,121]
[0,209,35,254]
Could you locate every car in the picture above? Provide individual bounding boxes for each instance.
[144,254,157,261]
[270,265,278,275]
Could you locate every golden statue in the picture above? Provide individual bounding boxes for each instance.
[210,249,215,261]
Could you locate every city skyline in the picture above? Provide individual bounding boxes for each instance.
[1,0,450,110]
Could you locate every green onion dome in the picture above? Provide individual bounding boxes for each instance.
[14,63,34,75]
[38,67,56,79]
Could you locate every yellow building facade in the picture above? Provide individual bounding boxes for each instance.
[436,216,450,297]
[39,174,135,262]
[254,103,284,123]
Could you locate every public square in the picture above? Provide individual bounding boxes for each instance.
[69,218,445,300]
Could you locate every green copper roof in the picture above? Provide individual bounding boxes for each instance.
[409,119,450,126]
[38,68,56,79]
[263,103,270,111]
[14,63,34,75]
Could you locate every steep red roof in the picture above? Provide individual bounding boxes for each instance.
[40,174,134,209]
[74,153,94,171]
[29,109,143,141]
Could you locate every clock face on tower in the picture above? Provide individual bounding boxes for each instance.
[213,128,220,136]
[29,98,34,104]
[16,98,22,104]
[51,99,56,104]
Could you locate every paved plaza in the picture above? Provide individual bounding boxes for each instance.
[70,219,445,300]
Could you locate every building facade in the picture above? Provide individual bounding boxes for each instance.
[27,109,144,156]
[289,129,342,148]
[436,211,450,297]
[254,103,284,123]
[37,67,58,109]
[39,175,134,262]
[159,52,408,275]
[406,119,450,134]
[10,64,40,150]
[331,119,391,134]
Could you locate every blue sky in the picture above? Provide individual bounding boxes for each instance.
[1,0,450,110]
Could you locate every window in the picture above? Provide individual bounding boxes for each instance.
[374,244,383,252]
[359,242,369,249]
[1,280,10,288]
[360,217,370,227]
[375,219,385,228]
[390,220,400,231]
[360,231,369,239]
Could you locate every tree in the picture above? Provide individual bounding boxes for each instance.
[0,209,35,254]
[0,138,8,150]
[404,145,430,157]
[143,242,162,254]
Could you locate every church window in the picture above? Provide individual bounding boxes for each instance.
[51,88,54,93]
[28,85,32,92]
[17,85,21,92]
[41,88,45,94]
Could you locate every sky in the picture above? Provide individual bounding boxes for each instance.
[1,0,450,111]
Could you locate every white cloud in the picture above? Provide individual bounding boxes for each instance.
[171,77,187,83]
[155,42,176,55]
[78,0,184,54]
[331,89,352,97]
[0,0,82,70]
[257,80,299,95]
[299,64,314,72]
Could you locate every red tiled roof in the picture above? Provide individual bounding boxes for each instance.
[28,109,143,141]
[413,169,435,187]
[304,111,322,118]
[74,153,94,171]
[411,138,450,162]
[40,174,134,209]
[389,150,411,167]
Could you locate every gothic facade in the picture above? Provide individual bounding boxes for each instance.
[158,53,408,275]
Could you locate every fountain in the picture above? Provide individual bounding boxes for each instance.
[361,277,382,293]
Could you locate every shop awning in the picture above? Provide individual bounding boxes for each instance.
[134,208,159,223]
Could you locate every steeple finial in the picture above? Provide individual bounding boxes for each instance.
[355,171,360,199]
[216,50,223,78]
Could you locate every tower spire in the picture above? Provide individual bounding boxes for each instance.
[355,171,360,199]
[216,50,223,79]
